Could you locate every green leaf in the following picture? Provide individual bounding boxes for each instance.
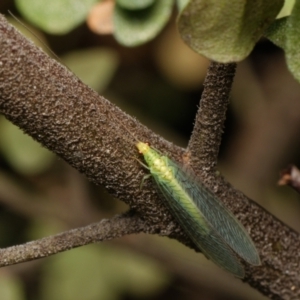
[177,0,284,62]
[285,0,300,82]
[61,47,119,92]
[264,1,300,82]
[15,0,98,35]
[0,117,55,175]
[116,0,155,10]
[264,17,288,49]
[113,0,174,46]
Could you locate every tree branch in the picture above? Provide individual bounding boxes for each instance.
[0,14,299,300]
[188,62,300,299]
[0,12,185,267]
[0,13,183,230]
[0,212,145,267]
[188,62,236,173]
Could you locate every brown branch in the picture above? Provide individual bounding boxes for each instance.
[0,13,183,230]
[0,13,185,264]
[188,62,236,174]
[0,14,300,299]
[0,212,145,267]
[188,62,300,300]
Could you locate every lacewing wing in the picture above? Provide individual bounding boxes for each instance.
[136,142,260,277]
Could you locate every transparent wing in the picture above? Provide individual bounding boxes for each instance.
[152,173,245,278]
[169,160,260,266]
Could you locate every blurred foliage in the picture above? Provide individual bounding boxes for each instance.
[40,245,170,300]
[61,47,119,92]
[116,0,155,10]
[0,116,55,176]
[113,0,174,46]
[0,274,25,300]
[15,0,98,34]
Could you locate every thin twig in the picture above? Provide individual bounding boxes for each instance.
[188,62,236,174]
[0,212,145,267]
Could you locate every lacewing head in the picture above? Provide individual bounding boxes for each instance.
[136,142,150,154]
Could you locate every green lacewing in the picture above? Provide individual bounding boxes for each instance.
[135,141,260,278]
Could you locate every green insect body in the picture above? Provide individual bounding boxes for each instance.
[136,142,260,278]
